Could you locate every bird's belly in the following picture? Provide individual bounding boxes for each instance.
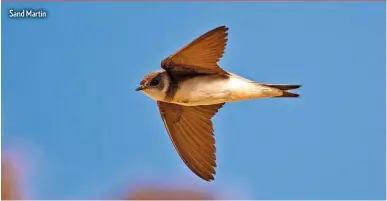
[170,74,273,106]
[173,91,230,106]
[172,77,230,106]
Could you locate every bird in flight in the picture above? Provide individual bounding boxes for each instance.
[136,25,301,181]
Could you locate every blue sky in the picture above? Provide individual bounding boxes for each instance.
[2,2,385,200]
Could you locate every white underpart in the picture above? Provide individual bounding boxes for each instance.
[172,73,283,106]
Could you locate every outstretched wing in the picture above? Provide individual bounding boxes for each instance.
[161,26,229,75]
[157,101,225,181]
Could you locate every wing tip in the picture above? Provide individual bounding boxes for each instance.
[213,25,229,34]
[201,167,217,182]
[218,25,229,30]
[202,174,215,182]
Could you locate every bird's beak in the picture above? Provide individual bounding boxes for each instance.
[135,86,144,91]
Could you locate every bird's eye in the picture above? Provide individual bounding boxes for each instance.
[150,79,159,86]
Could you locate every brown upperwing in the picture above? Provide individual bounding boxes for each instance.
[160,26,229,75]
[157,101,225,181]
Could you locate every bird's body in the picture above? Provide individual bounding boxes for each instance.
[144,71,290,106]
[171,73,236,106]
[136,25,301,182]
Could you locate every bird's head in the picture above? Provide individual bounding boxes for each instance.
[136,70,170,101]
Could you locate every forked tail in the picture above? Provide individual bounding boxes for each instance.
[262,84,301,98]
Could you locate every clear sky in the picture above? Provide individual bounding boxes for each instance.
[2,2,386,200]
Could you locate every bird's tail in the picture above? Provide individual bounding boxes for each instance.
[262,84,301,98]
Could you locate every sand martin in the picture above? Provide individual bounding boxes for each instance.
[136,25,301,181]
